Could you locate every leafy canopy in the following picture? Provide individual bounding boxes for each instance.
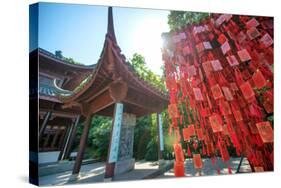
[168,11,210,31]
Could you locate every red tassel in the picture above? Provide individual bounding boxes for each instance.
[217,168,221,174]
[187,145,191,157]
[228,165,232,174]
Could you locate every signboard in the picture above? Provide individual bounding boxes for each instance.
[108,103,123,163]
[158,114,164,151]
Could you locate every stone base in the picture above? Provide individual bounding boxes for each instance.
[67,174,79,183]
[114,158,135,175]
[158,159,166,168]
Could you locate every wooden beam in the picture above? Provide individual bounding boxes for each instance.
[108,80,128,102]
[61,116,81,160]
[83,90,114,116]
[39,111,52,139]
[124,88,163,113]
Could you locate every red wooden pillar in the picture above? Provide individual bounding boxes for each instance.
[72,115,92,175]
[105,103,124,180]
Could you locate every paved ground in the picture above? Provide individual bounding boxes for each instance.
[39,162,105,186]
[39,160,172,186]
[158,157,252,178]
[39,157,251,186]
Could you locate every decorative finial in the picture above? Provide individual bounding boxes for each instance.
[107,7,117,43]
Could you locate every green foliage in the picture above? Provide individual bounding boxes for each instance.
[63,57,83,65]
[168,11,210,31]
[88,116,112,160]
[133,116,152,160]
[73,116,112,160]
[129,53,167,91]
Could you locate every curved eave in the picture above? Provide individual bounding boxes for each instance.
[57,35,113,103]
[59,35,169,104]
[39,48,96,70]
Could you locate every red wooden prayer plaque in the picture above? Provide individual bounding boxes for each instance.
[209,114,223,132]
[168,104,180,118]
[240,81,255,101]
[196,43,204,53]
[211,84,224,100]
[226,55,239,66]
[174,143,185,162]
[187,65,197,77]
[237,49,251,62]
[246,18,260,29]
[196,128,204,140]
[247,27,261,40]
[254,166,264,172]
[256,121,273,143]
[193,154,203,169]
[211,60,223,71]
[188,124,196,136]
[174,161,185,177]
[182,127,191,141]
[202,61,213,76]
[252,70,267,89]
[233,110,243,122]
[203,41,212,50]
[221,41,231,55]
[222,124,229,135]
[260,33,273,48]
[218,34,227,45]
[222,86,234,101]
[193,87,204,101]
[220,100,232,115]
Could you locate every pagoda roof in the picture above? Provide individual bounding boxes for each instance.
[58,7,169,117]
[38,48,96,70]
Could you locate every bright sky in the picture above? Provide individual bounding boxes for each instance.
[36,3,170,75]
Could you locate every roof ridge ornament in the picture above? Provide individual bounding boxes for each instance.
[107,7,117,44]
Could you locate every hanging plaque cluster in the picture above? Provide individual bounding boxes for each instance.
[162,14,273,176]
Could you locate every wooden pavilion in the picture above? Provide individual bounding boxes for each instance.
[53,7,169,179]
